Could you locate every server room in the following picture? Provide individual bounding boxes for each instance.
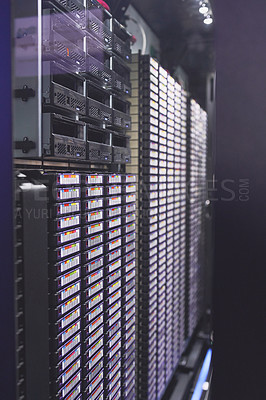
[1,1,265,400]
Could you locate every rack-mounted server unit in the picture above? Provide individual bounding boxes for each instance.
[13,0,132,164]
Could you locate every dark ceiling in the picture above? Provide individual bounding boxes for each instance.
[131,0,215,106]
[108,0,215,107]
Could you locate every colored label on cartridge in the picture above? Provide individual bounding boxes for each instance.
[60,319,80,344]
[59,242,80,259]
[58,174,80,185]
[58,202,80,215]
[60,326,81,358]
[88,349,104,369]
[61,371,81,398]
[58,215,80,230]
[88,315,104,334]
[59,268,80,287]
[60,295,80,317]
[57,188,80,201]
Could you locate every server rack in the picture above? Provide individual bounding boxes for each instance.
[129,54,189,400]
[13,1,136,400]
[187,100,208,337]
[178,82,188,356]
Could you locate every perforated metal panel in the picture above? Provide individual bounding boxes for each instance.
[52,135,86,159]
[113,110,131,129]
[86,56,112,85]
[87,98,112,122]
[113,35,131,62]
[87,12,112,47]
[52,83,86,115]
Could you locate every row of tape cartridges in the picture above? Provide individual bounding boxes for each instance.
[23,171,137,400]
[188,100,208,338]
[129,54,188,400]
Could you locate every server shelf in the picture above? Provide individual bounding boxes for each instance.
[14,0,132,162]
[129,54,199,400]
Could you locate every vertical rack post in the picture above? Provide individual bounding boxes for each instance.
[0,1,16,399]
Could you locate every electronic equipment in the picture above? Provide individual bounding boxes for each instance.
[13,0,132,161]
[129,54,192,400]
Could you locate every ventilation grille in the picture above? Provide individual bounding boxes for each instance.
[114,116,123,126]
[53,137,86,159]
[54,0,85,27]
[89,106,100,119]
[88,15,112,47]
[69,0,85,21]
[102,27,112,46]
[70,98,85,113]
[88,99,112,122]
[101,70,112,84]
[114,42,122,55]
[114,78,123,90]
[113,35,131,61]
[71,144,86,157]
[88,106,112,122]
[57,142,67,155]
[90,20,100,35]
[86,56,112,85]
[113,72,131,95]
[113,110,131,128]
[89,149,100,159]
[54,142,86,158]
[86,57,102,79]
[55,92,65,105]
[57,0,67,7]
[87,145,112,162]
[89,63,100,77]
[54,143,86,159]
[53,87,86,115]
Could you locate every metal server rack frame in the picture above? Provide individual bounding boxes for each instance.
[13,0,132,165]
[130,53,207,400]
[12,1,137,400]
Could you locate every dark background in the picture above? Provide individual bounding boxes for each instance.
[0,1,15,399]
[213,1,266,398]
[108,0,215,108]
